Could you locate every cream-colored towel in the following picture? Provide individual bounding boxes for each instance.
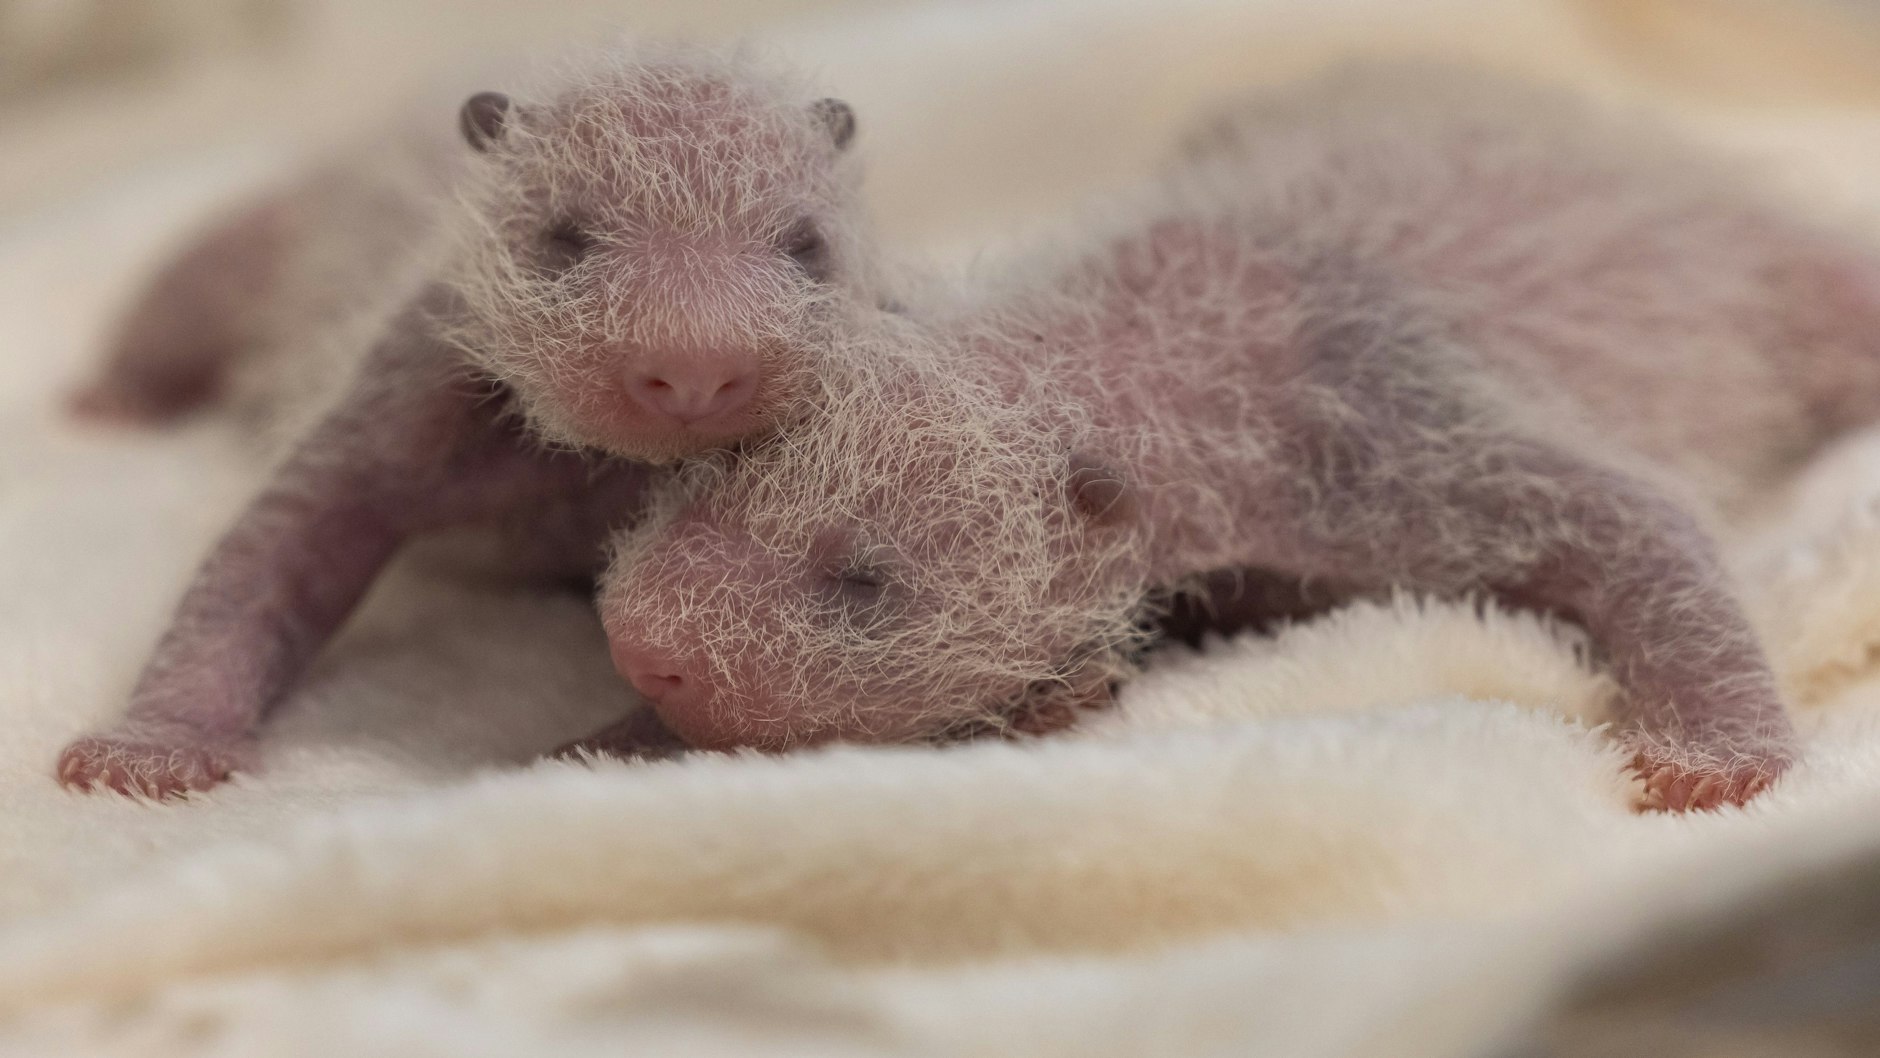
[7,1,1880,1054]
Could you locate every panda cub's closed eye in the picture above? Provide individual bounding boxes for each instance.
[827,561,886,600]
[818,542,903,632]
[779,220,829,280]
[810,530,897,615]
[539,222,595,272]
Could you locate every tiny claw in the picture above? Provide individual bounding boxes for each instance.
[1639,785,1664,813]
[549,710,689,763]
[1627,740,1791,814]
[1686,775,1723,812]
[1637,763,1678,811]
[1669,772,1699,811]
[55,729,253,800]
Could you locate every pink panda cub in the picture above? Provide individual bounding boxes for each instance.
[58,43,882,798]
[597,65,1880,812]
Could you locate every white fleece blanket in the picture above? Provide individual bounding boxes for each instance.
[9,2,1880,1055]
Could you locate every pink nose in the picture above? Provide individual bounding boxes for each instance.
[609,642,728,747]
[612,644,695,705]
[626,356,757,427]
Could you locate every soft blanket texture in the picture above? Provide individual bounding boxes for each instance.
[9,1,1880,1054]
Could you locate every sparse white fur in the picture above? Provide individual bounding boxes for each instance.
[55,40,889,799]
[445,42,879,456]
[604,65,1879,789]
[85,41,882,461]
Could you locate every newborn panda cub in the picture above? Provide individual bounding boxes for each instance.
[602,66,1880,813]
[57,45,873,798]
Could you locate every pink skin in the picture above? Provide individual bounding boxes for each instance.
[600,139,1880,814]
[626,348,759,427]
[547,701,689,763]
[58,65,864,797]
[58,287,653,797]
[610,365,1795,800]
[480,224,782,457]
[610,299,1799,813]
[449,84,862,462]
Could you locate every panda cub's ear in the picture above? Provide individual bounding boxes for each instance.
[1065,454,1135,527]
[460,92,513,152]
[810,98,856,150]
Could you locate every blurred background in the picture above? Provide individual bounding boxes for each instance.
[8,0,1880,253]
[8,0,1880,447]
